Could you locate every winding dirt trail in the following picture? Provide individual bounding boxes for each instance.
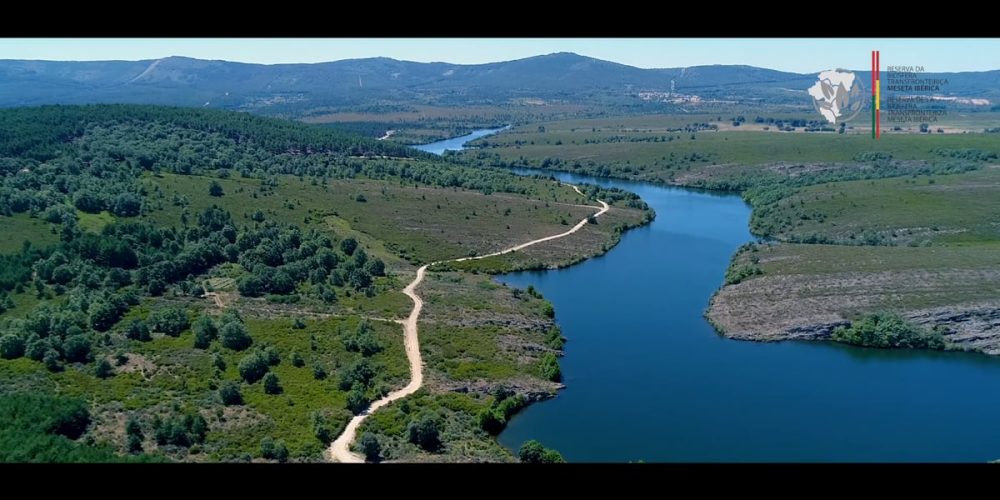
[329,184,608,462]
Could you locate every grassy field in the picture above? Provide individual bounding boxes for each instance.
[143,171,612,265]
[444,206,651,274]
[0,212,59,254]
[301,103,593,145]
[761,167,1000,245]
[457,119,1000,185]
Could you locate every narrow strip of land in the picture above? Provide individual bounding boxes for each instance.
[329,184,608,462]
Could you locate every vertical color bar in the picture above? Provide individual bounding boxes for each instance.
[872,50,875,139]
[876,51,880,139]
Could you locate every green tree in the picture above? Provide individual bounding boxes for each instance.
[238,351,269,383]
[312,362,327,380]
[212,352,226,371]
[407,413,441,451]
[89,300,123,332]
[43,349,62,372]
[339,237,358,256]
[220,321,252,351]
[338,359,375,390]
[192,315,218,349]
[290,351,305,367]
[0,334,25,359]
[124,319,151,342]
[94,359,114,379]
[263,372,282,395]
[209,180,224,197]
[542,449,566,463]
[263,346,281,366]
[149,307,190,337]
[478,408,505,435]
[540,352,561,382]
[63,335,92,363]
[312,411,333,444]
[219,381,243,405]
[125,414,144,453]
[518,440,546,463]
[346,388,369,415]
[519,440,565,463]
[358,432,382,462]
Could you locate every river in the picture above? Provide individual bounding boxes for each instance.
[416,131,1000,462]
[412,126,509,155]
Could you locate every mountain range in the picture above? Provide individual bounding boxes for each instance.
[1,52,996,115]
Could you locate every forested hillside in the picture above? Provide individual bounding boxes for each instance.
[0,105,649,462]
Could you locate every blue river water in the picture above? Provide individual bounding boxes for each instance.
[415,132,1000,462]
[412,127,509,155]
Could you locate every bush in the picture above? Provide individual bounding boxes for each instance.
[339,359,375,390]
[212,352,226,371]
[312,362,327,380]
[192,315,218,349]
[219,381,243,405]
[124,319,151,342]
[263,372,282,395]
[149,307,190,337]
[832,313,945,350]
[94,359,114,379]
[0,334,25,359]
[238,351,269,383]
[518,439,565,463]
[542,303,555,318]
[43,349,62,372]
[89,300,123,332]
[312,411,334,445]
[344,321,381,356]
[263,346,281,366]
[290,351,305,367]
[539,352,561,382]
[154,413,207,448]
[340,237,357,256]
[346,388,369,415]
[220,321,252,351]
[724,264,763,285]
[407,413,441,452]
[209,180,224,197]
[63,335,92,363]
[260,436,288,462]
[358,432,381,462]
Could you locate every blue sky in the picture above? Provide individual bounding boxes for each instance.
[2,39,998,73]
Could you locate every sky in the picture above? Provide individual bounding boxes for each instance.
[2,39,999,73]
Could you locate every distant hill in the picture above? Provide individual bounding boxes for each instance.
[0,52,996,114]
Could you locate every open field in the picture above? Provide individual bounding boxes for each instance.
[302,103,593,144]
[143,171,622,265]
[457,120,1000,185]
[1,213,59,254]
[760,167,1000,245]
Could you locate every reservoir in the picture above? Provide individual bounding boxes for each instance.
[417,132,1000,462]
